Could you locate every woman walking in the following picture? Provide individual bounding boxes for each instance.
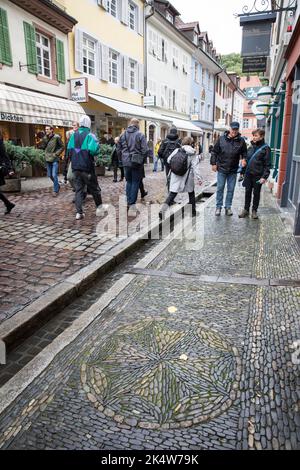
[0,131,15,215]
[159,136,202,219]
[112,137,124,182]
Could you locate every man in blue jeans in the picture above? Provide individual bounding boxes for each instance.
[40,126,64,197]
[210,122,247,216]
[117,118,148,214]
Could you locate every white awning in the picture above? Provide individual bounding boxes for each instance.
[89,94,172,124]
[0,83,85,127]
[168,117,203,135]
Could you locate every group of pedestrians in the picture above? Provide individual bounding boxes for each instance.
[0,115,271,223]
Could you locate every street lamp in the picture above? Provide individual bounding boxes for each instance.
[257,86,275,102]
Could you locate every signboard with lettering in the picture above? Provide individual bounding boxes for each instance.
[240,13,276,58]
[242,57,267,73]
[0,112,74,127]
[243,87,261,99]
[70,77,88,103]
[143,96,156,107]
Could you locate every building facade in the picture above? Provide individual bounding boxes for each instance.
[240,75,262,142]
[269,0,300,236]
[145,1,202,143]
[0,0,84,146]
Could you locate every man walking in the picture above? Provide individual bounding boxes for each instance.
[158,127,181,189]
[117,118,148,213]
[40,126,64,196]
[210,122,247,216]
[68,115,103,220]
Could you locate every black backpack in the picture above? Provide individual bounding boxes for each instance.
[170,148,189,176]
[162,139,180,163]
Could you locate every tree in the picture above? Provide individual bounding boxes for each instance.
[220,53,243,75]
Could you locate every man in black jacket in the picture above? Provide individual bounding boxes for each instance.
[211,122,247,216]
[239,128,271,220]
[158,127,181,188]
[0,132,15,214]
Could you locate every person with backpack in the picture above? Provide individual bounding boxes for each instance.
[68,115,103,221]
[117,118,148,212]
[111,137,124,183]
[210,122,247,216]
[159,136,202,219]
[239,128,271,220]
[39,125,64,197]
[0,131,15,215]
[158,127,181,188]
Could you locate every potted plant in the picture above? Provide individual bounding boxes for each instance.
[95,144,113,176]
[1,141,46,192]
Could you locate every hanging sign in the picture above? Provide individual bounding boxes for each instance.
[242,57,267,73]
[240,13,276,58]
[70,78,88,103]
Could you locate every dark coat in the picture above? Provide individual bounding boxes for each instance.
[210,131,247,174]
[117,126,148,168]
[0,138,12,186]
[245,139,271,179]
[158,132,181,163]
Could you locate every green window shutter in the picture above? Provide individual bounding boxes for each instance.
[23,21,37,74]
[0,8,12,66]
[56,39,66,84]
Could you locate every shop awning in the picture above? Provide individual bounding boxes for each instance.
[168,117,203,135]
[0,83,85,127]
[89,94,172,124]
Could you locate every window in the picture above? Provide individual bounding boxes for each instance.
[36,32,51,78]
[82,36,96,76]
[194,62,199,83]
[128,2,137,31]
[202,67,206,86]
[129,59,137,90]
[193,98,198,114]
[206,104,211,121]
[172,90,178,111]
[109,49,119,84]
[182,54,188,74]
[172,47,179,68]
[181,93,187,113]
[243,119,249,129]
[108,0,117,17]
[201,102,205,120]
[166,11,174,23]
[193,33,198,46]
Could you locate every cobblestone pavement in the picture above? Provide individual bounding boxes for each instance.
[0,160,215,323]
[0,184,299,450]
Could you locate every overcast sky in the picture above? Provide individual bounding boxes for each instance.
[171,0,244,55]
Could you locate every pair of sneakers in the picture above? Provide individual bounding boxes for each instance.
[75,205,109,220]
[215,208,233,217]
[239,209,259,219]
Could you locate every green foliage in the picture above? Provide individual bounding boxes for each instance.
[220,53,243,76]
[96,144,113,167]
[4,141,46,173]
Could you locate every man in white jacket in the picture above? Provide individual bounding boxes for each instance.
[159,136,202,219]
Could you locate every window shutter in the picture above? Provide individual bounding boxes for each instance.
[138,62,144,94]
[74,28,83,73]
[97,42,102,79]
[138,6,144,36]
[121,0,129,25]
[158,37,163,61]
[122,55,129,89]
[98,0,108,9]
[148,30,153,53]
[101,44,109,81]
[23,22,37,74]
[0,8,12,66]
[56,39,66,84]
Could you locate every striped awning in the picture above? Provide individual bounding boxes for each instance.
[0,83,85,127]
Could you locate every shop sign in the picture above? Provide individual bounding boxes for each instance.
[144,96,156,107]
[191,114,199,121]
[240,13,276,58]
[242,57,267,73]
[70,77,88,103]
[0,112,73,127]
[243,87,261,99]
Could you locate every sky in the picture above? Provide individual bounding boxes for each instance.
[170,0,244,55]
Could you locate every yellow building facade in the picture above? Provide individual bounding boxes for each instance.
[63,0,148,139]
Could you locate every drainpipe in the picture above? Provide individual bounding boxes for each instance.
[144,1,155,137]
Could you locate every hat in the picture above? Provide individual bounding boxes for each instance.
[79,115,91,129]
[169,126,178,135]
[230,121,240,130]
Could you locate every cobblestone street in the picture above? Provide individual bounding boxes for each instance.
[0,161,214,324]
[0,184,299,450]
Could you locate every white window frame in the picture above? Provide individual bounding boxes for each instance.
[193,98,198,114]
[181,93,187,113]
[182,54,189,74]
[82,35,96,76]
[243,119,249,129]
[36,32,52,78]
[129,58,137,91]
[109,48,119,84]
[128,1,137,32]
[172,47,179,68]
[166,11,174,23]
[107,0,118,18]
[194,62,199,83]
